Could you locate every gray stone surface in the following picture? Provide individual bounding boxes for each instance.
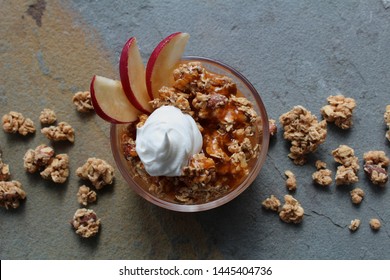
[1,0,390,259]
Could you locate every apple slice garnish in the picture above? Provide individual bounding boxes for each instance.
[90,75,141,123]
[145,32,190,100]
[119,37,152,114]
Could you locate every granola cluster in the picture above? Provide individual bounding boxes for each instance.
[385,105,390,142]
[39,108,57,125]
[349,219,361,232]
[72,91,94,112]
[279,195,304,224]
[77,185,97,206]
[122,62,261,204]
[279,106,327,165]
[320,95,356,129]
[261,195,281,212]
[332,145,359,185]
[23,144,69,183]
[0,180,27,209]
[284,170,297,191]
[312,160,332,186]
[0,158,11,181]
[2,111,36,136]
[363,151,389,186]
[76,158,115,190]
[350,187,365,204]
[369,218,381,231]
[70,208,100,238]
[41,121,75,143]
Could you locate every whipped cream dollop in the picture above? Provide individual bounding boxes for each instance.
[135,106,203,177]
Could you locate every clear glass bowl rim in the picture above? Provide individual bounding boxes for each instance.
[110,55,270,212]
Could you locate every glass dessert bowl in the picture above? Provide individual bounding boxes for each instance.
[110,56,269,212]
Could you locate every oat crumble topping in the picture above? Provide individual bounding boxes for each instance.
[40,154,70,183]
[279,194,304,224]
[369,218,381,230]
[332,145,359,185]
[385,105,390,142]
[363,151,389,186]
[76,158,115,189]
[320,95,356,129]
[77,185,97,206]
[121,62,261,204]
[41,121,75,143]
[2,111,36,136]
[0,180,26,209]
[262,195,281,212]
[285,170,297,191]
[39,108,57,125]
[350,188,365,204]
[71,208,100,238]
[72,91,94,112]
[279,106,327,165]
[349,219,361,232]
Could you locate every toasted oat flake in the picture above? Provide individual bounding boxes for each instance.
[349,219,361,231]
[363,151,389,186]
[279,106,327,165]
[262,195,281,212]
[0,180,26,209]
[71,208,100,238]
[77,185,97,206]
[76,158,115,189]
[369,218,381,230]
[350,188,365,204]
[321,95,356,129]
[40,154,69,183]
[2,111,35,136]
[285,170,297,191]
[41,122,75,143]
[73,91,94,112]
[279,195,304,224]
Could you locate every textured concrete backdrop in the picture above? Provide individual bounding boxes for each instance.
[1,0,390,259]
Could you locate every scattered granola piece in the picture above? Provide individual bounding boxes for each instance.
[369,218,381,231]
[312,169,333,186]
[285,170,297,191]
[279,195,304,224]
[315,160,327,170]
[332,145,359,185]
[349,219,361,232]
[72,91,94,112]
[279,106,327,165]
[23,144,55,174]
[41,121,75,143]
[363,151,389,186]
[385,105,390,142]
[0,181,26,209]
[2,111,35,135]
[77,185,97,206]
[268,119,277,137]
[40,154,69,183]
[350,188,365,204]
[321,95,356,129]
[0,159,11,181]
[76,158,115,189]
[39,108,57,125]
[262,195,281,212]
[70,208,100,238]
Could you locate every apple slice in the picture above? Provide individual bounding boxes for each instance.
[119,37,152,114]
[145,32,190,100]
[90,75,141,123]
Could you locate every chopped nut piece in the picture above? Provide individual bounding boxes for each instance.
[268,119,277,136]
[312,169,333,186]
[285,170,297,191]
[321,95,356,129]
[72,91,94,112]
[2,111,35,135]
[363,151,389,186]
[279,106,327,165]
[76,158,115,189]
[349,219,361,232]
[77,185,97,206]
[385,105,390,142]
[41,121,75,143]
[0,159,11,181]
[0,181,26,209]
[279,195,304,224]
[332,145,359,185]
[23,144,55,174]
[262,195,281,212]
[39,108,57,125]
[70,208,100,238]
[350,188,365,204]
[40,154,69,183]
[369,218,381,230]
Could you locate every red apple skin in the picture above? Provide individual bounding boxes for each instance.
[119,37,152,114]
[90,75,139,124]
[145,32,189,100]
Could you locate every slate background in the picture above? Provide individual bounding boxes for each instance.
[1,0,390,259]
